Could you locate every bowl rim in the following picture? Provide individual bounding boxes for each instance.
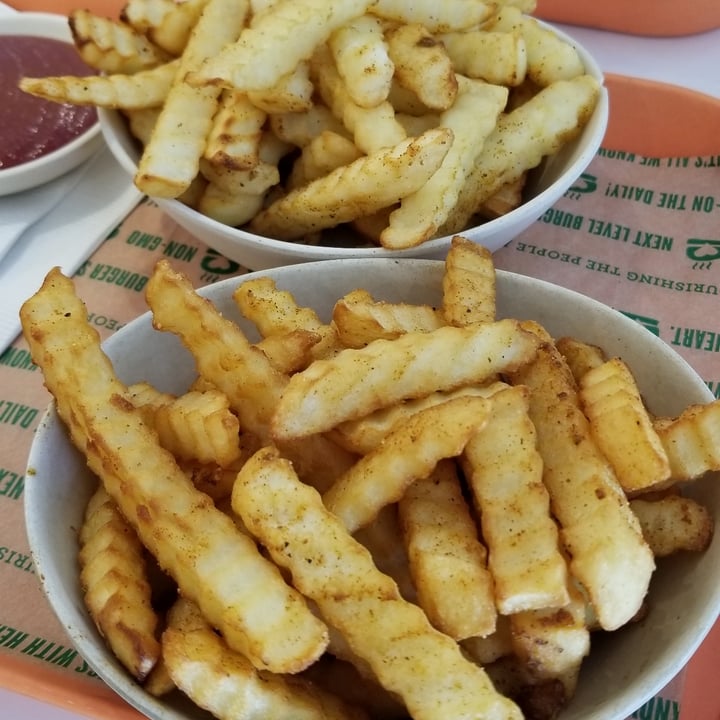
[0,12,102,196]
[24,259,720,720]
[98,18,609,259]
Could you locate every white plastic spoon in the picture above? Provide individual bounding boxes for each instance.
[0,159,91,265]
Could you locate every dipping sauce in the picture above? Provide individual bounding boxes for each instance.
[0,35,97,170]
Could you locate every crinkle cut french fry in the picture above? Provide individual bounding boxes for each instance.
[439,29,527,87]
[163,597,367,720]
[370,0,496,32]
[332,288,443,348]
[121,0,209,56]
[328,383,506,455]
[19,60,179,110]
[439,74,600,236]
[288,131,363,191]
[146,261,356,493]
[653,400,720,481]
[79,485,161,682]
[380,78,507,249]
[203,90,267,170]
[249,128,452,240]
[398,459,497,639]
[69,9,171,74]
[146,260,285,442]
[328,14,394,109]
[489,6,586,86]
[385,22,457,111]
[509,579,590,699]
[20,268,328,674]
[271,318,539,440]
[231,446,524,720]
[247,61,314,115]
[310,43,407,155]
[579,358,671,495]
[233,275,343,361]
[134,0,250,197]
[269,103,350,147]
[554,335,606,383]
[507,322,655,631]
[461,385,571,615]
[323,395,493,533]
[186,0,374,91]
[630,495,714,557]
[441,236,497,326]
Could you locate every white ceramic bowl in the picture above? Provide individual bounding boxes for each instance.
[99,21,609,270]
[0,12,103,196]
[25,259,719,720]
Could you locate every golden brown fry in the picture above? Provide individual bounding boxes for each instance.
[79,485,161,682]
[21,267,328,674]
[232,446,524,720]
[134,0,250,197]
[476,174,527,219]
[489,6,586,86]
[271,318,539,440]
[507,323,655,631]
[19,60,179,110]
[288,130,363,190]
[328,383,506,455]
[163,597,366,720]
[249,128,452,240]
[439,29,527,87]
[579,358,671,495]
[332,288,443,348]
[121,0,209,56]
[653,400,720,481]
[69,9,171,74]
[256,329,322,374]
[310,43,407,154]
[630,495,714,557]
[203,90,267,170]
[247,60,315,114]
[386,23,457,111]
[509,579,590,699]
[555,335,606,383]
[146,261,355,492]
[442,236,496,326]
[233,275,343,360]
[440,74,600,235]
[146,260,285,442]
[461,615,514,666]
[152,389,242,468]
[370,0,496,32]
[461,385,570,614]
[380,78,507,249]
[399,460,497,639]
[269,102,350,147]
[187,0,374,91]
[328,14,394,109]
[323,395,493,533]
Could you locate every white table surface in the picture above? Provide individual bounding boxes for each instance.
[3,20,720,720]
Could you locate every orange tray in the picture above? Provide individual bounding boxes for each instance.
[536,0,720,36]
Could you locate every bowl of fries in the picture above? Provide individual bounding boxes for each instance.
[34,0,614,269]
[23,243,718,720]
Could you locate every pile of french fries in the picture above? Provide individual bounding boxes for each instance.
[20,0,601,249]
[21,238,715,720]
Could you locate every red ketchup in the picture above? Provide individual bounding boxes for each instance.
[0,35,98,170]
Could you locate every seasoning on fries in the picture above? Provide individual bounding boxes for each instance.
[18,0,602,249]
[20,239,715,720]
